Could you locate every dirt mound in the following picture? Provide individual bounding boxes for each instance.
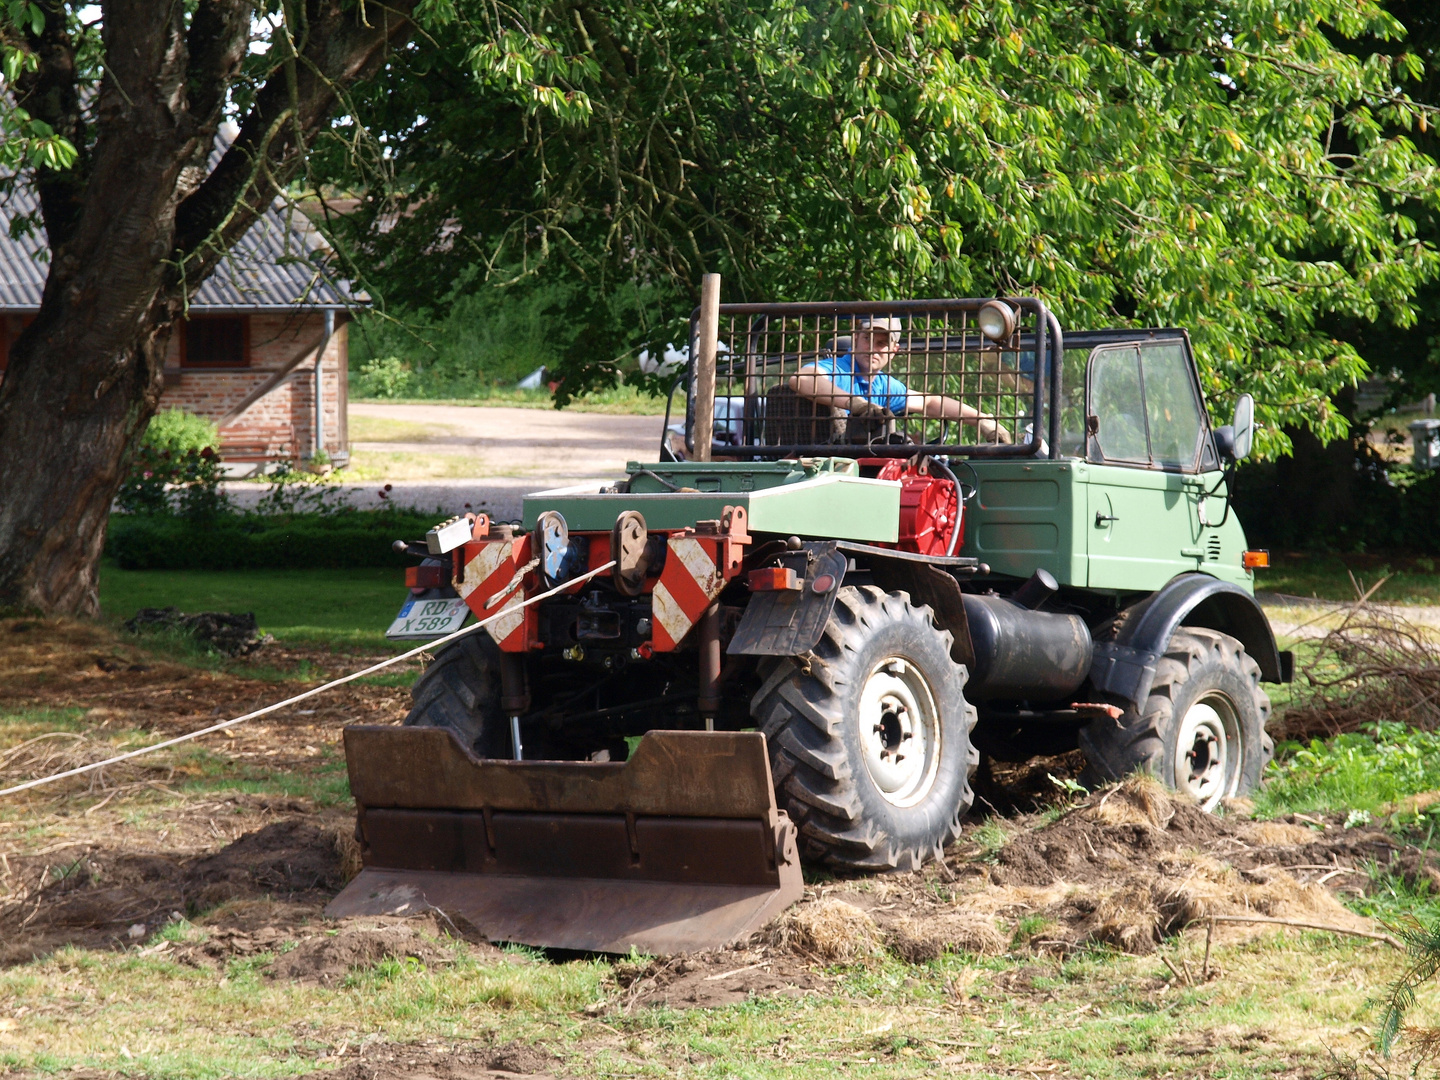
[786,779,1402,961]
[0,818,354,962]
[612,946,825,1009]
[267,917,464,985]
[307,1041,563,1079]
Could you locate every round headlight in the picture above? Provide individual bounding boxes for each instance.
[977,300,1016,342]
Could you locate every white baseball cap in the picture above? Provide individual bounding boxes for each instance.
[855,316,900,338]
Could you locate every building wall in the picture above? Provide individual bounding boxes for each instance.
[159,312,349,462]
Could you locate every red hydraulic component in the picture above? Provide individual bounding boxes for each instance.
[861,458,961,557]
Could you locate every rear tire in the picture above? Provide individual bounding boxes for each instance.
[750,586,979,871]
[1078,627,1273,810]
[403,633,510,758]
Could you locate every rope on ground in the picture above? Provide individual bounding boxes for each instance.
[0,560,618,800]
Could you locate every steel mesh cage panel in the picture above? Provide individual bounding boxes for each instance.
[686,299,1054,459]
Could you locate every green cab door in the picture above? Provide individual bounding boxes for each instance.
[1082,340,1223,593]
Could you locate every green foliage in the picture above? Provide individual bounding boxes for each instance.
[348,281,583,396]
[1235,441,1440,553]
[1374,897,1440,1054]
[105,509,438,571]
[143,408,220,456]
[1254,722,1440,819]
[323,0,1440,444]
[114,410,226,519]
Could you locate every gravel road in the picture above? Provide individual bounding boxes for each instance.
[224,403,669,521]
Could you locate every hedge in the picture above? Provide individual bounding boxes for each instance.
[106,511,443,570]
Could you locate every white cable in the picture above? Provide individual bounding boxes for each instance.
[0,560,618,800]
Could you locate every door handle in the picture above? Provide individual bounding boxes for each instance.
[1095,512,1119,527]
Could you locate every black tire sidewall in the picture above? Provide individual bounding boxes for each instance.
[1159,640,1268,799]
[825,600,974,857]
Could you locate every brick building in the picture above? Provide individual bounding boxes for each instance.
[0,184,357,475]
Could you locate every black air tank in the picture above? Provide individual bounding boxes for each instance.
[961,591,1093,701]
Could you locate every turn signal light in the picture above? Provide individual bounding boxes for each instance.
[748,567,802,592]
[1242,550,1270,570]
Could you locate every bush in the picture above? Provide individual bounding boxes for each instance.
[349,282,583,397]
[105,509,441,570]
[116,408,227,518]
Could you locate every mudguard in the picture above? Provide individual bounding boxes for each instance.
[1088,572,1292,709]
[727,542,847,656]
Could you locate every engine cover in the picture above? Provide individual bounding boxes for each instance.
[862,459,960,557]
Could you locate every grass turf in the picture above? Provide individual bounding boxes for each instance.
[97,564,408,651]
[1261,553,1440,605]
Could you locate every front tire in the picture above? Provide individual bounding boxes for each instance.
[1078,627,1273,810]
[750,586,979,871]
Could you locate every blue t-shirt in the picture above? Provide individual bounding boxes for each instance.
[810,354,913,414]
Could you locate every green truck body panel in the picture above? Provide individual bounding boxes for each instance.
[959,460,1253,595]
[521,455,1253,597]
[522,459,902,543]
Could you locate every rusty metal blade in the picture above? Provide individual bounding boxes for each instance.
[326,870,800,954]
[327,728,804,953]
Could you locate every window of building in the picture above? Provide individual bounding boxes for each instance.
[181,315,250,367]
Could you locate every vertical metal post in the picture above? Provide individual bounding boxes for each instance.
[693,274,720,463]
[499,652,531,760]
[315,309,334,459]
[698,601,721,731]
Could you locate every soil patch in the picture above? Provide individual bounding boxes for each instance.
[0,817,356,962]
[299,1041,565,1080]
[612,946,826,1009]
[264,915,487,985]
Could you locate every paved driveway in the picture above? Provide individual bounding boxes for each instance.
[225,403,669,521]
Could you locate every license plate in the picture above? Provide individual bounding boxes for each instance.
[386,596,471,640]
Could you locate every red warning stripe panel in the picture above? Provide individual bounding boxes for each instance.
[456,535,535,651]
[651,537,723,652]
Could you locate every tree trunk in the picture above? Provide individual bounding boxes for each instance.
[0,0,416,616]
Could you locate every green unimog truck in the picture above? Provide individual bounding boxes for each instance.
[329,290,1290,954]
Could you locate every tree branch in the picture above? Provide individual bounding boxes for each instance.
[171,0,419,289]
[13,0,87,250]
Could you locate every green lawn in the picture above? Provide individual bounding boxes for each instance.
[98,564,408,650]
[1262,552,1440,605]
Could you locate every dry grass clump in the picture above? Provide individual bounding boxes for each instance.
[1080,774,1174,829]
[1079,851,1358,954]
[884,912,1008,963]
[772,899,882,964]
[333,825,364,882]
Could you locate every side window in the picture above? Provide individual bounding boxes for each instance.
[1141,343,1204,468]
[1089,346,1149,462]
[1058,348,1089,457]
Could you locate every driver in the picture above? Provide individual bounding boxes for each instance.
[789,316,1012,443]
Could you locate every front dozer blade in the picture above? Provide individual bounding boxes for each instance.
[326,727,804,954]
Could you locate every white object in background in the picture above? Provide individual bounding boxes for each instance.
[517,366,547,389]
[637,341,728,376]
[1411,419,1440,471]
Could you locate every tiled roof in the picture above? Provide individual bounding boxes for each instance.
[0,156,356,312]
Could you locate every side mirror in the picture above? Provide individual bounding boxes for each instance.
[1231,394,1254,460]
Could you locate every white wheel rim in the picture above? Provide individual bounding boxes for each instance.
[858,656,942,807]
[1174,694,1238,810]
